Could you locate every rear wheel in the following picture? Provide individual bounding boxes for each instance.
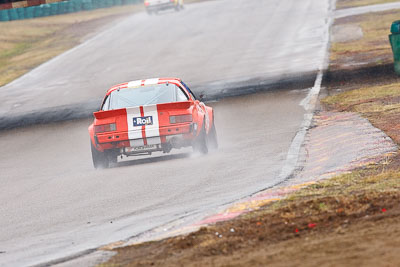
[91,143,110,169]
[193,121,208,154]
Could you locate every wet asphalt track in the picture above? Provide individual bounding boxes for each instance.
[0,0,333,265]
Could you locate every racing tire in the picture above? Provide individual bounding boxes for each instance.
[208,121,218,150]
[193,121,208,154]
[91,143,110,169]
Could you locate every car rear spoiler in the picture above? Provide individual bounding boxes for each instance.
[93,102,192,119]
[93,109,126,119]
[157,101,191,111]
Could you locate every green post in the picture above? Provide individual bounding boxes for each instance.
[389,20,400,75]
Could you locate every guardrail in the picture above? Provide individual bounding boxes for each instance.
[0,0,142,21]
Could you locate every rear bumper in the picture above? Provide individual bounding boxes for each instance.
[121,134,191,155]
[94,123,197,153]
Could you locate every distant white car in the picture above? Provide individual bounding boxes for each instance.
[144,0,184,14]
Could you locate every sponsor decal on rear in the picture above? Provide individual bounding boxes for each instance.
[133,116,153,126]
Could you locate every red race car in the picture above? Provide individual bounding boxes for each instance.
[88,78,218,168]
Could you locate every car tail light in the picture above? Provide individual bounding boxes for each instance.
[170,114,192,124]
[94,123,116,133]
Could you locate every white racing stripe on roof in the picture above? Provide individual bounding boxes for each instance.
[144,78,159,85]
[127,78,160,88]
[127,80,142,88]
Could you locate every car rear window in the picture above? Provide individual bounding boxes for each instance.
[103,83,188,111]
